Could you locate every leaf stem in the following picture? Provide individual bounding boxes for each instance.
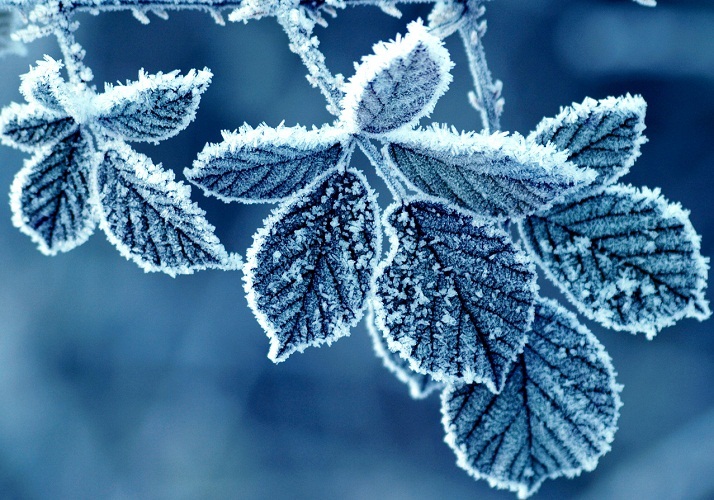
[458,1,502,133]
[356,136,406,201]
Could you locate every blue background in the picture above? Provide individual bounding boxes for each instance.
[0,0,712,498]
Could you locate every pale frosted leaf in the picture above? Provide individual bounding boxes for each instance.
[340,20,453,136]
[528,95,647,192]
[442,298,621,499]
[94,69,211,143]
[19,56,66,112]
[386,126,594,219]
[520,185,710,338]
[367,304,442,400]
[186,124,347,203]
[93,142,233,276]
[0,102,76,152]
[373,200,536,392]
[244,169,380,363]
[10,129,96,255]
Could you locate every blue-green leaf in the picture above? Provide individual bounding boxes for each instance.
[520,185,710,337]
[186,124,347,203]
[244,168,380,362]
[373,200,537,393]
[10,129,96,255]
[0,103,76,152]
[442,298,621,499]
[93,141,234,276]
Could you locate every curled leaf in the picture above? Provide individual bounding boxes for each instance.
[186,124,347,203]
[244,168,380,362]
[442,298,621,499]
[19,56,67,112]
[520,185,710,337]
[340,20,453,135]
[373,199,536,393]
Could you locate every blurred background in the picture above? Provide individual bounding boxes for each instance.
[0,0,712,498]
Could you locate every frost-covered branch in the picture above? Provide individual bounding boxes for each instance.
[457,0,503,132]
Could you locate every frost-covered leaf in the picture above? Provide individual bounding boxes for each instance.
[529,95,647,192]
[340,20,453,136]
[373,200,536,392]
[244,168,379,362]
[10,129,96,255]
[367,305,442,399]
[19,56,67,112]
[186,124,347,203]
[442,298,621,499]
[93,141,233,276]
[386,126,594,219]
[94,69,211,143]
[0,102,76,151]
[520,185,711,338]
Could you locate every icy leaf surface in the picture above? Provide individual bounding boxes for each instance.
[19,56,66,112]
[373,200,536,392]
[0,103,76,151]
[93,141,232,276]
[386,126,593,219]
[529,95,646,192]
[94,69,211,143]
[520,185,710,338]
[367,305,442,399]
[442,298,621,499]
[10,129,96,255]
[340,20,453,135]
[186,125,346,203]
[244,169,379,362]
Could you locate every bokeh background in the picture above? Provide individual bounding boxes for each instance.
[0,0,712,498]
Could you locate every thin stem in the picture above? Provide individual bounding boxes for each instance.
[458,1,502,133]
[54,8,92,86]
[356,136,406,201]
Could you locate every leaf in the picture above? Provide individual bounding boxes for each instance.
[94,69,211,143]
[385,126,594,219]
[442,298,621,499]
[10,129,96,255]
[93,141,234,276]
[373,200,537,392]
[520,185,711,338]
[244,168,380,362]
[0,102,76,152]
[528,95,647,192]
[340,20,453,136]
[186,124,347,203]
[19,56,67,112]
[367,304,442,399]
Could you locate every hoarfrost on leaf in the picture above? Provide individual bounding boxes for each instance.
[94,69,212,143]
[367,305,442,399]
[373,199,537,393]
[244,168,380,362]
[186,124,348,203]
[385,126,595,219]
[10,129,96,255]
[0,102,77,151]
[520,184,711,338]
[19,56,66,112]
[93,141,233,276]
[442,298,621,499]
[340,20,453,136]
[528,95,647,194]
